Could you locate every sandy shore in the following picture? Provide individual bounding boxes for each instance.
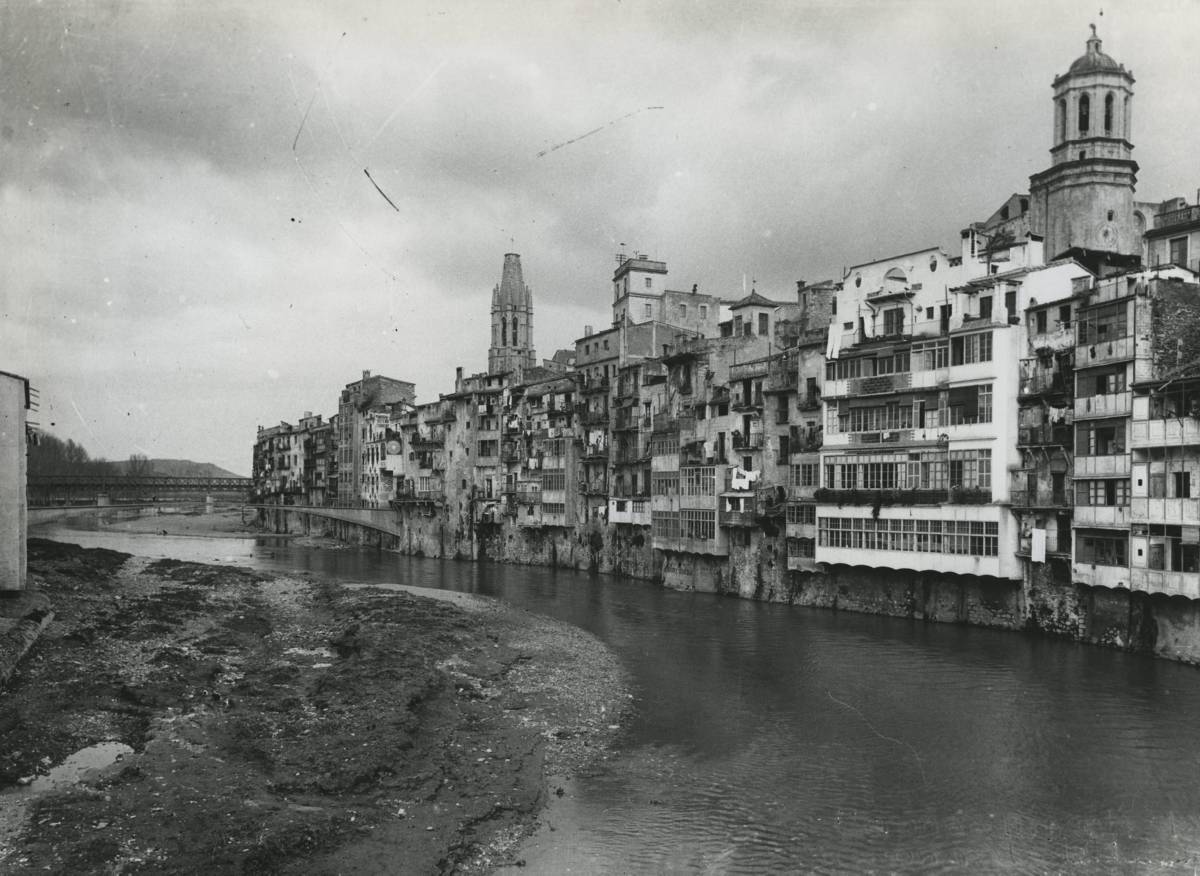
[0,538,630,874]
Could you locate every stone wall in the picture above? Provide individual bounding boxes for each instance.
[253,505,1200,666]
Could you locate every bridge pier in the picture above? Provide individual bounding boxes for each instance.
[205,495,215,514]
[96,493,110,508]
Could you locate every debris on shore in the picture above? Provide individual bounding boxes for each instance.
[0,539,629,874]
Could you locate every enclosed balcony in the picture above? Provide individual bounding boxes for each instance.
[1075,391,1131,420]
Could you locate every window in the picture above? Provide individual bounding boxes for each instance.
[786,503,816,525]
[1058,305,1071,328]
[1076,479,1129,506]
[1079,93,1090,134]
[882,308,905,336]
[1170,237,1188,268]
[979,297,992,319]
[1076,533,1127,567]
[644,303,653,318]
[758,313,769,335]
[603,339,610,350]
[681,466,716,496]
[1035,310,1048,334]
[680,304,688,318]
[744,320,753,337]
[680,509,715,540]
[1104,92,1114,134]
[950,332,992,365]
[699,304,708,319]
[1077,302,1128,345]
[818,517,998,556]
[645,277,653,289]
[1175,471,1192,499]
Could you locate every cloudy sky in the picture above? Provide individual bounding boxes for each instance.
[3,0,1199,476]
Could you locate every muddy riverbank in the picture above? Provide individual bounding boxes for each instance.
[0,538,629,874]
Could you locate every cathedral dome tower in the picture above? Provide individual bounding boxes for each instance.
[1029,26,1142,258]
[488,253,537,376]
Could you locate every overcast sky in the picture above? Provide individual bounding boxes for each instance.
[3,0,1199,476]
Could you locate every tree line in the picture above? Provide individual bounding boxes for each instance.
[28,433,151,478]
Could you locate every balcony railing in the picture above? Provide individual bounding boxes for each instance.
[1018,425,1073,447]
[1153,204,1200,230]
[813,487,991,505]
[1009,489,1070,509]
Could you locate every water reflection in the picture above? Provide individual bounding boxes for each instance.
[32,524,1200,873]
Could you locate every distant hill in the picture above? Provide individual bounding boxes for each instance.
[109,458,246,479]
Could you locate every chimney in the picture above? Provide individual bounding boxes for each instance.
[584,325,593,337]
[304,411,312,419]
[362,369,371,380]
[455,366,463,391]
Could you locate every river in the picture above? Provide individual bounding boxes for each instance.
[32,522,1200,873]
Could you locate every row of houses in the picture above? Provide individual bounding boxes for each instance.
[252,30,1200,607]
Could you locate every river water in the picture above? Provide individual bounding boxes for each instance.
[32,523,1200,873]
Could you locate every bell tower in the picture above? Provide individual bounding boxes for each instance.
[1029,26,1142,258]
[488,253,537,376]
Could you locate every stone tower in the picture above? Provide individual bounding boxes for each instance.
[488,253,536,376]
[1029,26,1142,259]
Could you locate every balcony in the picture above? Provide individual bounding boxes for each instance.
[1075,391,1131,420]
[583,442,608,460]
[580,478,608,496]
[1153,204,1200,232]
[791,425,823,452]
[848,371,913,397]
[1018,425,1073,448]
[651,534,728,556]
[1018,367,1071,399]
[732,430,763,450]
[1009,489,1070,509]
[1130,417,1200,449]
[1130,567,1200,598]
[1073,504,1130,528]
[1072,563,1129,590]
[731,394,764,412]
[729,361,769,382]
[813,487,991,506]
[1076,335,1134,366]
[1073,455,1130,478]
[1130,497,1200,525]
[502,442,525,463]
[797,395,822,412]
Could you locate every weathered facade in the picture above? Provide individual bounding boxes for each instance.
[251,33,1200,664]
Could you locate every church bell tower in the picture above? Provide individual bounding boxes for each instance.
[1029,27,1142,258]
[488,253,537,376]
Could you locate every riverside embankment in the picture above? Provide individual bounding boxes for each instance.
[2,515,628,874]
[256,502,1200,667]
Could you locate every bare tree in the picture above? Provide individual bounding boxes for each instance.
[127,453,153,478]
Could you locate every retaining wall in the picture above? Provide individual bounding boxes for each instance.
[252,504,1200,666]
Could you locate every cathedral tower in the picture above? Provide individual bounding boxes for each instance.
[1029,27,1143,258]
[488,253,536,376]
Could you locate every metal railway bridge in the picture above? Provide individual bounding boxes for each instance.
[28,474,253,504]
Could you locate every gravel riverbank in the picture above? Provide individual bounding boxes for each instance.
[0,538,630,874]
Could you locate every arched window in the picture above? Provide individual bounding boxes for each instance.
[511,317,518,345]
[1104,93,1114,135]
[1078,93,1090,135]
[1056,98,1067,143]
[501,317,507,347]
